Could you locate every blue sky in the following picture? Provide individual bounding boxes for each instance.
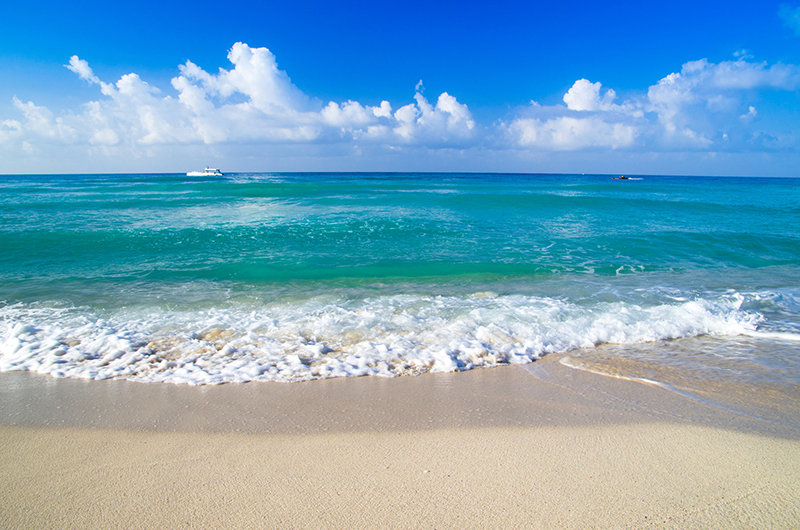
[2,0,800,175]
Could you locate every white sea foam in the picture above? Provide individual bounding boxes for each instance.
[0,291,765,385]
[744,330,800,341]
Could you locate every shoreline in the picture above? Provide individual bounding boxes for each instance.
[2,358,800,528]
[1,355,796,437]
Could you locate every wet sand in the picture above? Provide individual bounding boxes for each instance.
[1,356,799,529]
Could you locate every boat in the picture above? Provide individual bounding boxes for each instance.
[187,167,224,176]
[612,175,629,180]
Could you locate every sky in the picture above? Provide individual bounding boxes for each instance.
[2,0,800,176]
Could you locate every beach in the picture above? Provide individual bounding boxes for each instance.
[1,172,799,527]
[2,356,799,529]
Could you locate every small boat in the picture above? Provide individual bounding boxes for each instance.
[187,167,224,177]
[613,175,629,180]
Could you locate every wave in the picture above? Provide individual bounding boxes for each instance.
[0,291,770,385]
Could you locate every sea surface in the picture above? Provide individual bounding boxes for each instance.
[1,172,798,402]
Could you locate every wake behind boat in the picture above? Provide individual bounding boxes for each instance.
[187,167,224,176]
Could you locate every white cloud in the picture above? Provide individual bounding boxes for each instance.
[740,106,758,121]
[321,100,375,127]
[563,79,618,111]
[0,119,23,144]
[372,101,392,119]
[11,96,77,140]
[12,97,56,137]
[508,116,638,150]
[65,56,101,85]
[505,56,800,153]
[175,43,313,115]
[2,43,477,154]
[2,44,800,173]
[389,89,475,144]
[645,58,800,147]
[505,78,643,150]
[169,45,474,146]
[648,59,800,108]
[699,58,800,90]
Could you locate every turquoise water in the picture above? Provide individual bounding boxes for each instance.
[1,173,799,387]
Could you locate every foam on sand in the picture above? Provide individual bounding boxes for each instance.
[0,290,772,384]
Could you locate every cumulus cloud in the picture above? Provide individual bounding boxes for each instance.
[741,106,758,121]
[505,57,800,152]
[2,43,800,169]
[563,79,618,111]
[504,79,643,151]
[139,43,474,146]
[66,56,101,84]
[644,58,800,148]
[389,89,475,144]
[12,96,76,140]
[3,42,477,156]
[64,55,100,84]
[175,43,313,115]
[507,116,637,150]
[684,58,800,90]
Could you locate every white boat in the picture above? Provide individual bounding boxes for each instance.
[187,167,224,176]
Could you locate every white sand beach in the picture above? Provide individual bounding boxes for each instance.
[1,357,799,529]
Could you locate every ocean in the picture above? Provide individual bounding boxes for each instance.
[1,172,798,401]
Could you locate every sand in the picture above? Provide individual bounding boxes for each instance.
[1,356,799,529]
